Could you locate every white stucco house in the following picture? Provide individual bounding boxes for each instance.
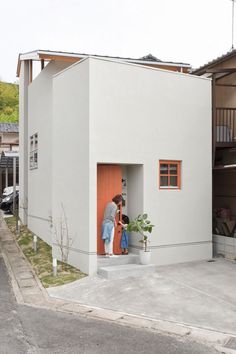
[18,50,212,275]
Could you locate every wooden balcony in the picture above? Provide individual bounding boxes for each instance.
[215,108,236,148]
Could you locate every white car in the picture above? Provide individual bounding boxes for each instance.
[2,186,19,198]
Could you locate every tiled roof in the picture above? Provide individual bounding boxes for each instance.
[0,123,19,133]
[139,54,161,62]
[192,49,236,75]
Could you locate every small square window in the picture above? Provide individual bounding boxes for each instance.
[159,160,181,190]
[29,133,38,170]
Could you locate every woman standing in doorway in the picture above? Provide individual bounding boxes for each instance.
[102,194,123,257]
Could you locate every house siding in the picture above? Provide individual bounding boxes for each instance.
[52,59,91,274]
[89,58,212,267]
[27,61,71,244]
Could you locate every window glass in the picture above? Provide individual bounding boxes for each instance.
[34,152,38,166]
[170,176,177,186]
[160,176,168,186]
[160,164,168,174]
[169,164,177,175]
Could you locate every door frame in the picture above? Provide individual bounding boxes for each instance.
[97,164,123,255]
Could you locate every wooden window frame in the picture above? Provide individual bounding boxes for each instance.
[159,160,181,190]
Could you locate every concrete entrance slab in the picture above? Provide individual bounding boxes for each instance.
[48,258,236,336]
[98,263,157,279]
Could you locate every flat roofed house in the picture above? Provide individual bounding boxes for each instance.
[18,50,211,275]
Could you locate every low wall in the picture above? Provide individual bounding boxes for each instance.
[213,234,236,260]
[130,241,212,265]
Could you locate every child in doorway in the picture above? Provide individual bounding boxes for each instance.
[119,214,130,255]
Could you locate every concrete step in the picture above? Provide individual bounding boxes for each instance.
[97,253,139,267]
[97,263,156,279]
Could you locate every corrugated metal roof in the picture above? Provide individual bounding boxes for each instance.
[0,151,19,169]
[0,123,19,133]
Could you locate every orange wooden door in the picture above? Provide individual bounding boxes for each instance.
[97,164,122,255]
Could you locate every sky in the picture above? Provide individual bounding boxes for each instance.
[0,0,235,83]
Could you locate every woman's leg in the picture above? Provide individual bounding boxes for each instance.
[108,227,115,255]
[104,241,109,255]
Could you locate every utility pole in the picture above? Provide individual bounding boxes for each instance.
[231,0,236,49]
[13,156,19,233]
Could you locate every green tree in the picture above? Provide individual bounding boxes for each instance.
[0,81,19,123]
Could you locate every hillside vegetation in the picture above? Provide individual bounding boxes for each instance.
[0,81,19,122]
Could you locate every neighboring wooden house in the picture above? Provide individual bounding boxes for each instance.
[193,50,236,257]
[0,123,19,153]
[0,123,19,193]
[17,50,211,275]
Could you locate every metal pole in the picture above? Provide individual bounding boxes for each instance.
[0,171,2,197]
[5,167,8,188]
[14,157,19,233]
[13,157,16,217]
[232,0,235,49]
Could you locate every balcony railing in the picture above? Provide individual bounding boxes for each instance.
[215,108,236,146]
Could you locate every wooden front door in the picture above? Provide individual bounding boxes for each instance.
[97,164,122,255]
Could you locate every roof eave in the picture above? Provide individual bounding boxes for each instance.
[16,49,191,77]
[16,50,42,77]
[37,50,191,67]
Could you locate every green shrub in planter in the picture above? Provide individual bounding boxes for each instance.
[126,214,154,252]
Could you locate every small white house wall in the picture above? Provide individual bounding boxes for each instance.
[28,61,70,244]
[89,58,212,266]
[126,165,144,247]
[19,61,29,224]
[52,60,92,274]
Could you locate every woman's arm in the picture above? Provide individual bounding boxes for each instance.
[110,203,118,225]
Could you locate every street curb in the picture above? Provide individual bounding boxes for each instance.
[10,229,52,302]
[1,251,24,304]
[47,296,235,347]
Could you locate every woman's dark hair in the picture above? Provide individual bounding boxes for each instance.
[112,194,123,205]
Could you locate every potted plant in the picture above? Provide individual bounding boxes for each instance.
[127,213,154,265]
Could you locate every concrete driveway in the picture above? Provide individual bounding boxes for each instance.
[47,258,236,336]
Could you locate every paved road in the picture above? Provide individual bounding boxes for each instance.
[0,254,218,354]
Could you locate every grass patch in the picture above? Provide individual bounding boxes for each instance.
[5,217,87,288]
